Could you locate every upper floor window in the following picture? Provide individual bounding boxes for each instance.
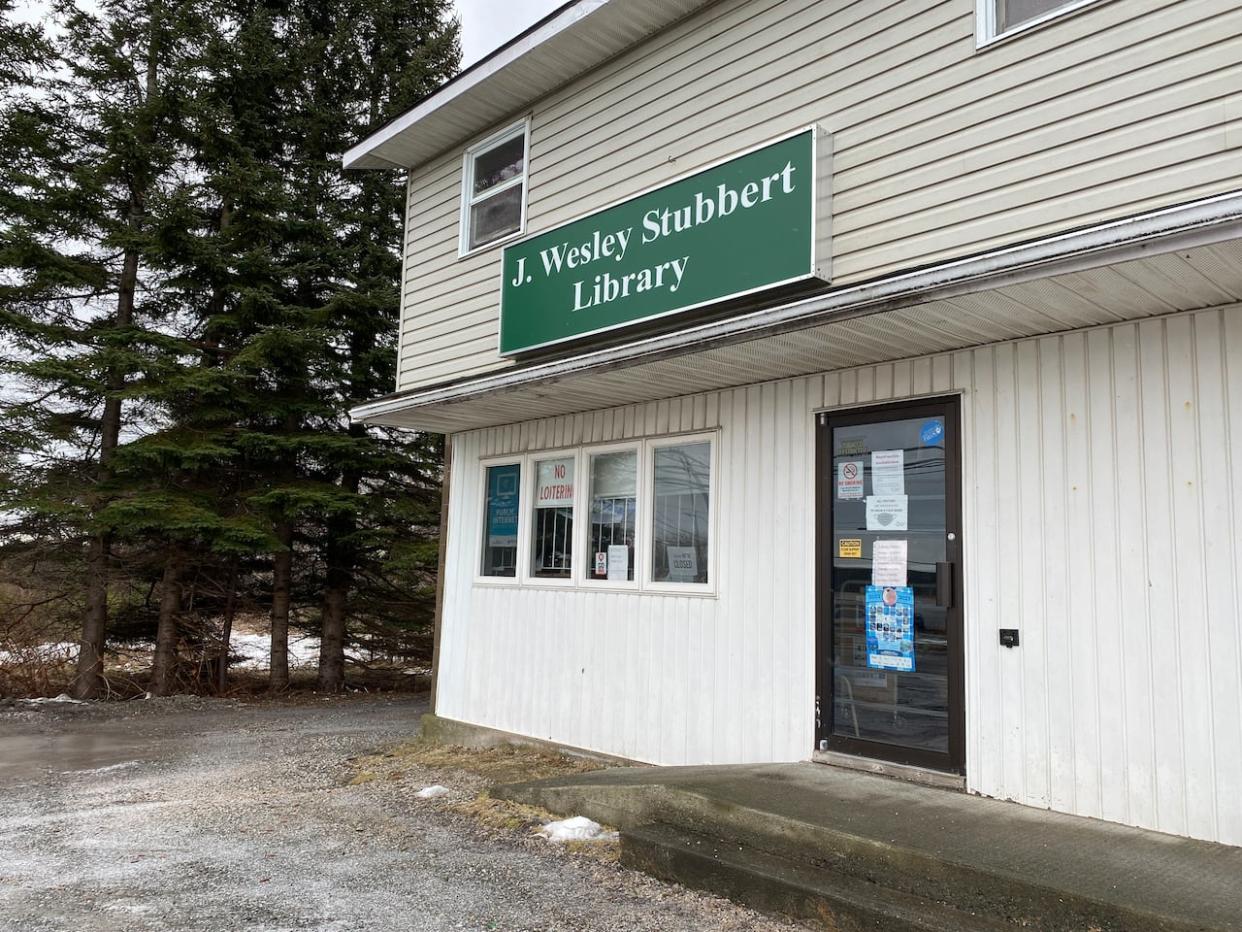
[978,0,1105,46]
[460,120,529,255]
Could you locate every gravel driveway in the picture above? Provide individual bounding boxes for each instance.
[0,695,801,932]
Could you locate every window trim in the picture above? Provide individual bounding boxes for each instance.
[521,446,580,588]
[471,430,719,596]
[458,119,531,258]
[975,0,1110,48]
[641,432,718,595]
[474,455,527,586]
[579,441,643,591]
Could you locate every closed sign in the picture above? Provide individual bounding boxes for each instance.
[666,545,698,581]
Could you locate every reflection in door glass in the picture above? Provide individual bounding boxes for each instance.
[830,416,948,754]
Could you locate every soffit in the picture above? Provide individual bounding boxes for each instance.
[362,237,1242,433]
[345,0,716,170]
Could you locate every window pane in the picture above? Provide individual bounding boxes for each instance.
[587,450,636,582]
[472,134,525,195]
[532,456,574,578]
[651,442,710,584]
[481,464,520,577]
[469,183,523,249]
[999,0,1073,31]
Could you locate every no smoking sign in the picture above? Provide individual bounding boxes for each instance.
[837,460,864,500]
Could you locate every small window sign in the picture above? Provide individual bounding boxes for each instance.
[606,544,629,582]
[535,457,574,508]
[665,546,699,583]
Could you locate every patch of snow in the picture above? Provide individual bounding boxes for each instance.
[0,642,77,664]
[65,761,138,775]
[22,693,87,705]
[229,633,323,670]
[414,785,450,799]
[538,816,618,843]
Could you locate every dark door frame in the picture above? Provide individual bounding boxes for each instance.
[814,395,966,774]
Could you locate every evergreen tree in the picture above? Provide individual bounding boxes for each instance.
[0,0,213,697]
[121,0,300,692]
[1,0,459,697]
[278,0,458,692]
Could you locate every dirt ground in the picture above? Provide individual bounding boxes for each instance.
[0,694,803,932]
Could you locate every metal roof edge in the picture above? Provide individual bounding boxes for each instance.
[350,190,1242,425]
[343,0,607,170]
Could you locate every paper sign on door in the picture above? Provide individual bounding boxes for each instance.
[871,540,907,587]
[871,450,904,495]
[866,495,908,531]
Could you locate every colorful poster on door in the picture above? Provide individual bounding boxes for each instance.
[865,585,915,673]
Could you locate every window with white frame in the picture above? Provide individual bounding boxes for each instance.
[585,448,638,583]
[476,433,715,591]
[979,0,1103,43]
[460,121,528,254]
[480,462,521,577]
[530,454,575,579]
[650,440,712,585]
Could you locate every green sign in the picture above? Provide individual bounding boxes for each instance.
[499,128,828,356]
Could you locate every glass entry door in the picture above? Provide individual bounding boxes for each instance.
[815,397,964,773]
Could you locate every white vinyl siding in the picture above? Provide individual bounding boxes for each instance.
[436,303,1242,847]
[396,0,1242,391]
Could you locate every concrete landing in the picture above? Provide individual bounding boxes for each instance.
[494,762,1242,931]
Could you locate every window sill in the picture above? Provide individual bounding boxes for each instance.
[471,580,718,599]
[975,0,1113,51]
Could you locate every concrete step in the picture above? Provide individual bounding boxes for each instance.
[622,822,1014,932]
[618,807,1208,932]
[494,763,1239,930]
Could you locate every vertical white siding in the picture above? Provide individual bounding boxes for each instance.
[436,304,1242,846]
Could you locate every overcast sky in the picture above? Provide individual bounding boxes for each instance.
[454,0,564,67]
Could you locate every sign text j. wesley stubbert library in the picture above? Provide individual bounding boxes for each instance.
[499,127,828,355]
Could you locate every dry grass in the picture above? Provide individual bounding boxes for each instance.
[447,794,621,864]
[365,737,607,785]
[350,739,621,862]
[448,793,554,832]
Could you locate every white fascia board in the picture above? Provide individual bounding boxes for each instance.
[350,190,1242,425]
[343,0,607,171]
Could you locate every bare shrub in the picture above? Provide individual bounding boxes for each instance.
[0,639,76,698]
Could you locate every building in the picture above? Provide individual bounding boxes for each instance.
[346,0,1242,848]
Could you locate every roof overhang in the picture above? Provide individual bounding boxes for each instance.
[344,0,717,170]
[351,191,1242,434]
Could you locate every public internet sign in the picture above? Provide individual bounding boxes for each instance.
[498,127,831,356]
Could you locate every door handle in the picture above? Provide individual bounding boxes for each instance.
[935,562,954,608]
